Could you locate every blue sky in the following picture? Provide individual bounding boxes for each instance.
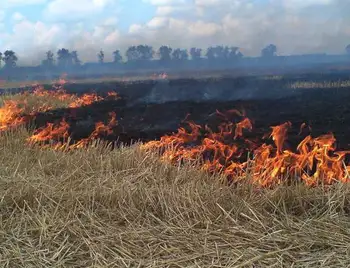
[0,0,349,64]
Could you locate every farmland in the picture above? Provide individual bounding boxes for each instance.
[0,72,350,267]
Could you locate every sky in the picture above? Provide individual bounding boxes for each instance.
[0,0,349,65]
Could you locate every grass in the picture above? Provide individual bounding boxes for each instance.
[0,93,350,267]
[0,72,219,90]
[289,80,350,89]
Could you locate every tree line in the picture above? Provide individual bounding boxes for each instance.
[1,43,350,69]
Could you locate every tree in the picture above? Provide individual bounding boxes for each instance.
[98,50,104,63]
[57,48,72,68]
[0,52,3,68]
[71,51,81,66]
[126,46,138,61]
[190,47,201,60]
[158,45,172,62]
[346,44,350,55]
[3,50,18,68]
[113,50,122,63]
[228,47,243,60]
[126,45,154,62]
[172,49,188,61]
[137,45,154,61]
[206,46,228,61]
[206,46,215,60]
[261,44,277,57]
[42,50,55,67]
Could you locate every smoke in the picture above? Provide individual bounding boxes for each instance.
[133,77,301,105]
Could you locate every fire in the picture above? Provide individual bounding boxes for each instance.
[270,121,291,154]
[0,100,28,131]
[0,83,119,147]
[69,112,117,149]
[27,112,118,150]
[1,82,349,187]
[68,91,119,108]
[141,111,350,186]
[27,119,70,144]
[68,93,104,108]
[32,86,74,101]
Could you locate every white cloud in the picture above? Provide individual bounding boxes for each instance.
[43,0,114,21]
[156,5,192,16]
[143,0,186,5]
[1,0,349,65]
[12,12,25,22]
[1,0,47,8]
[281,0,334,9]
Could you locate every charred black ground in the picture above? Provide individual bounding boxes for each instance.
[3,73,350,151]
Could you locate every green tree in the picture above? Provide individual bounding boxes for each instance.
[42,50,55,67]
[158,46,172,62]
[261,44,277,57]
[172,48,188,61]
[3,50,18,68]
[190,47,201,61]
[113,50,122,63]
[71,51,81,66]
[98,49,104,63]
[57,48,72,68]
[126,45,153,62]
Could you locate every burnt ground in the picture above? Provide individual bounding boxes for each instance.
[2,73,350,151]
[30,84,350,152]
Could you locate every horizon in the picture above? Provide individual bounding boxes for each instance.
[1,46,350,68]
[0,0,349,65]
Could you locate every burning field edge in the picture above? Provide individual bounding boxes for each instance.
[0,80,350,267]
[0,81,350,187]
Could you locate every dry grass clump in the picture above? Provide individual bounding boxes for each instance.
[0,126,350,267]
[0,90,73,114]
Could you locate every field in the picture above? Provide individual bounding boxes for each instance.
[1,74,350,267]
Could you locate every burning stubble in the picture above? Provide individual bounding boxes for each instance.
[0,84,349,187]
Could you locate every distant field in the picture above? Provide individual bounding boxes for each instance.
[2,65,350,90]
[0,70,228,90]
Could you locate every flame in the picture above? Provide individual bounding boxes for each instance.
[1,82,349,187]
[68,93,104,108]
[27,112,118,150]
[70,112,117,149]
[0,83,119,149]
[68,91,119,108]
[32,86,73,101]
[0,100,28,131]
[27,119,70,144]
[141,111,350,186]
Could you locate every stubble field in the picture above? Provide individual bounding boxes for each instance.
[0,74,350,267]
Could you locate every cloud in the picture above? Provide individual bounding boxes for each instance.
[43,0,115,21]
[1,0,350,65]
[12,12,25,22]
[1,0,47,8]
[143,0,186,5]
[156,5,192,16]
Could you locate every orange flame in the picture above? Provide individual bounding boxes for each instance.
[0,100,28,131]
[68,93,104,108]
[27,112,118,150]
[141,111,350,187]
[27,119,70,144]
[70,112,117,149]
